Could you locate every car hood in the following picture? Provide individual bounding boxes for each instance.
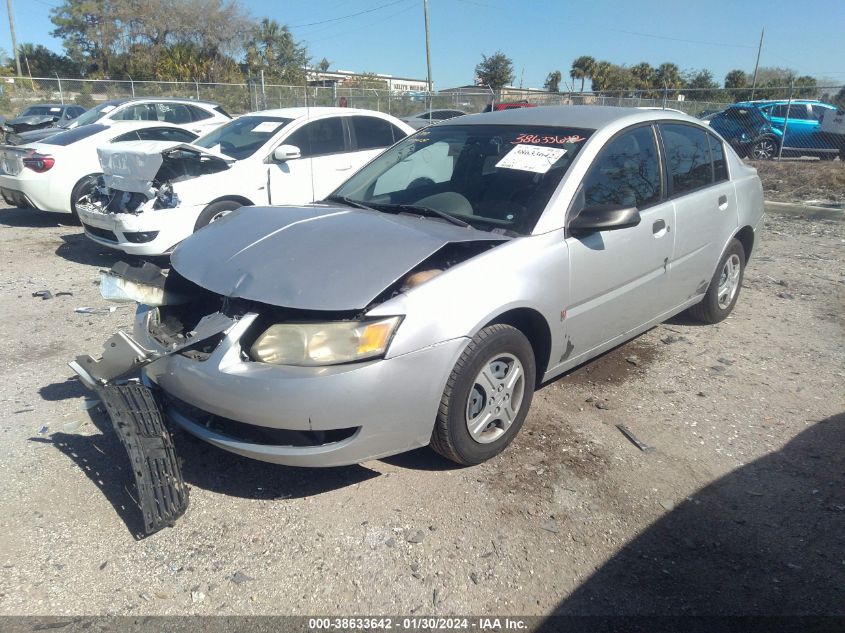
[171,205,507,311]
[98,141,234,194]
[7,114,57,127]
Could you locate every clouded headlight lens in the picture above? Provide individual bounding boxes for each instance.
[249,317,402,366]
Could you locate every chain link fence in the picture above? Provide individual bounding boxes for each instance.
[2,76,843,159]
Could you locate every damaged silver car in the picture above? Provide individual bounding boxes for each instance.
[71,106,763,530]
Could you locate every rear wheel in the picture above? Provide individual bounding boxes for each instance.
[69,174,100,225]
[430,324,536,465]
[749,137,778,160]
[193,200,242,232]
[687,238,746,324]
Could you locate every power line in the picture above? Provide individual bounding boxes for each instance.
[610,28,757,50]
[291,0,408,28]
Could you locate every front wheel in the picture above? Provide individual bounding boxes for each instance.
[749,137,778,160]
[430,324,536,465]
[686,238,746,324]
[69,173,100,225]
[193,200,242,232]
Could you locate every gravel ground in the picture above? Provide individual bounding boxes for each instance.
[0,204,842,617]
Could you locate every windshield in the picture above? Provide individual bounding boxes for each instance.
[18,106,62,117]
[60,102,115,128]
[332,124,592,235]
[193,116,293,160]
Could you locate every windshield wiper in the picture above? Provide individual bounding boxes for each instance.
[323,195,375,211]
[377,203,470,228]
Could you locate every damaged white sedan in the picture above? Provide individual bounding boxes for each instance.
[70,106,764,532]
[75,107,413,255]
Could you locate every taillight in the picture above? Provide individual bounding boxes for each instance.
[23,151,55,173]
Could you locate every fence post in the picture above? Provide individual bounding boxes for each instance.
[54,73,63,104]
[194,79,200,100]
[777,79,794,160]
[128,75,135,97]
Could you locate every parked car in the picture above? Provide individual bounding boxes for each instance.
[73,106,763,471]
[1,104,86,142]
[7,97,230,146]
[0,122,198,222]
[402,109,467,130]
[819,104,845,158]
[709,100,840,160]
[483,101,538,112]
[75,107,414,256]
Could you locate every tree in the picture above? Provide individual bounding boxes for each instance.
[793,75,818,99]
[656,62,684,94]
[724,69,747,89]
[544,70,561,93]
[244,18,309,84]
[9,43,81,76]
[475,51,514,90]
[629,62,656,92]
[569,55,595,92]
[589,60,612,92]
[683,68,718,101]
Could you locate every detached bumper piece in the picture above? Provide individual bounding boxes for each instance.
[98,382,188,535]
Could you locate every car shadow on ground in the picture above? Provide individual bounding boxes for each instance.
[0,206,74,229]
[53,233,155,269]
[34,378,379,539]
[547,412,845,621]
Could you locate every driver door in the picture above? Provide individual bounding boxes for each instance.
[563,124,675,361]
[268,117,352,205]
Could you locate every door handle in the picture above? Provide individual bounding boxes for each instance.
[336,165,353,171]
[718,194,728,210]
[652,219,666,235]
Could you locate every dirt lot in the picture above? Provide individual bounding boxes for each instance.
[0,200,843,617]
[753,158,845,207]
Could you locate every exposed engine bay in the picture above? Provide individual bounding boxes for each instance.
[78,142,232,215]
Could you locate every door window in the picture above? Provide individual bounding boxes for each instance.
[660,123,713,195]
[285,118,346,157]
[351,116,399,150]
[708,133,728,183]
[579,125,661,210]
[187,105,213,122]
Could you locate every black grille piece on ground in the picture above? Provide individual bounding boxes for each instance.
[98,383,189,535]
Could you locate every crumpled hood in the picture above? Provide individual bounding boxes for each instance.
[171,205,507,311]
[7,114,58,127]
[98,141,233,194]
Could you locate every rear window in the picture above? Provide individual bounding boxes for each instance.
[40,124,108,146]
[19,106,61,117]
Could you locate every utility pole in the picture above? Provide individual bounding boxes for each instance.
[750,28,764,100]
[6,0,21,76]
[423,0,432,91]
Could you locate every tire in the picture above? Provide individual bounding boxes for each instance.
[69,173,100,225]
[193,200,243,232]
[687,238,746,324]
[749,136,778,160]
[430,324,536,465]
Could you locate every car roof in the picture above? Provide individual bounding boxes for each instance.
[441,105,699,129]
[22,103,67,108]
[735,99,828,107]
[247,107,398,120]
[98,97,220,107]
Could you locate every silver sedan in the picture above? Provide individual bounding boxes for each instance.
[74,106,764,469]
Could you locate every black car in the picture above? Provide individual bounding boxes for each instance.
[1,104,86,142]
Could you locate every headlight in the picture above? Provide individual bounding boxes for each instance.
[250,316,402,366]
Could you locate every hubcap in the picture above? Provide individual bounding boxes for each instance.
[465,353,525,444]
[717,253,741,309]
[752,140,775,160]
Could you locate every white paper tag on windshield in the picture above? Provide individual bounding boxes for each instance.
[496,144,566,174]
[50,107,61,112]
[252,121,280,133]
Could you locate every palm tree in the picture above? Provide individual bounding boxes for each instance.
[544,70,562,93]
[589,61,612,92]
[569,56,596,93]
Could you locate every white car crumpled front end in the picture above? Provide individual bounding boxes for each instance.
[76,141,233,255]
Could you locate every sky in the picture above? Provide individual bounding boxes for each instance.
[3,0,845,89]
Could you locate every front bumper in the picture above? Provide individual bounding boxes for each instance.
[77,202,205,256]
[132,308,467,467]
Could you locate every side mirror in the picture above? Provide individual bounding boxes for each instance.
[273,144,301,162]
[569,204,641,234]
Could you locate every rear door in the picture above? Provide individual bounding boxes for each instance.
[347,115,408,169]
[768,103,821,149]
[658,122,737,301]
[564,124,676,358]
[268,116,351,204]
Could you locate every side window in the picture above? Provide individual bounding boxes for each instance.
[285,117,346,157]
[187,105,213,122]
[660,123,713,195]
[111,130,142,142]
[788,104,811,120]
[157,103,192,124]
[351,116,396,150]
[580,126,661,210]
[771,105,787,118]
[708,133,728,183]
[136,128,198,142]
[111,104,156,121]
[390,124,409,142]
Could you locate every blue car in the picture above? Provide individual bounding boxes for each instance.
[710,100,840,160]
